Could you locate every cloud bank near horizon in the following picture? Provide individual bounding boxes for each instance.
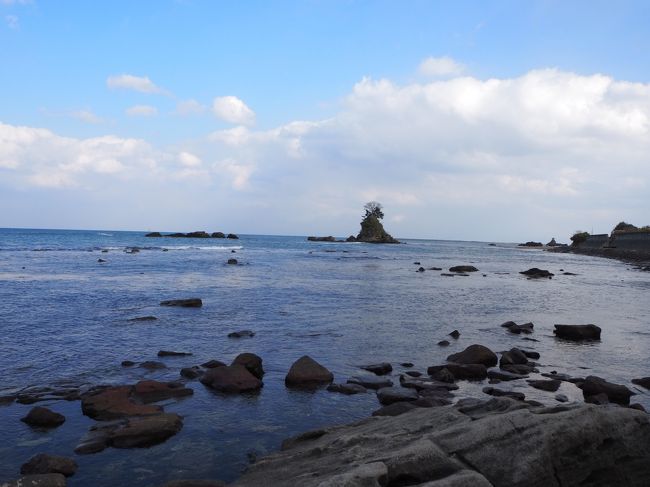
[1,61,649,240]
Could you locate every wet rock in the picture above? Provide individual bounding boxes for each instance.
[180,366,204,380]
[449,265,478,273]
[581,376,633,405]
[519,241,543,247]
[128,316,157,322]
[200,365,262,393]
[140,361,167,370]
[158,350,192,357]
[21,454,77,477]
[447,344,497,367]
[487,369,528,381]
[81,386,162,420]
[372,402,418,417]
[527,379,561,392]
[360,362,392,375]
[632,377,650,389]
[227,330,255,338]
[502,321,534,334]
[326,383,366,395]
[376,387,419,405]
[399,362,414,368]
[448,330,460,339]
[482,387,525,401]
[201,359,226,369]
[520,268,554,278]
[121,360,135,367]
[15,385,83,405]
[97,258,106,263]
[555,394,569,403]
[501,363,538,375]
[160,298,203,308]
[437,340,450,346]
[2,474,67,487]
[440,273,455,277]
[226,234,239,239]
[132,380,193,403]
[499,348,528,367]
[416,266,425,272]
[427,367,456,383]
[413,261,421,265]
[521,350,540,360]
[428,364,487,381]
[554,324,602,341]
[428,267,442,270]
[211,232,226,238]
[585,393,610,405]
[232,353,264,379]
[404,371,422,377]
[227,258,238,265]
[347,376,393,390]
[20,407,65,428]
[285,356,333,387]
[630,404,647,412]
[399,376,458,392]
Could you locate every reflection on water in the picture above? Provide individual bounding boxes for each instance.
[0,229,649,485]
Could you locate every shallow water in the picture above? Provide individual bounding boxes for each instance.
[0,228,648,485]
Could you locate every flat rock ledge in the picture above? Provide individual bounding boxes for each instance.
[231,398,650,487]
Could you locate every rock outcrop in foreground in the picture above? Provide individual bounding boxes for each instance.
[232,398,650,487]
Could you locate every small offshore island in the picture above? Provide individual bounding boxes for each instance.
[308,202,400,244]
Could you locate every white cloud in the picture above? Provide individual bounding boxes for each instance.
[126,105,158,117]
[70,109,103,124]
[178,151,201,167]
[418,56,465,77]
[212,158,254,190]
[5,14,18,29]
[212,96,255,126]
[176,99,205,116]
[107,74,167,95]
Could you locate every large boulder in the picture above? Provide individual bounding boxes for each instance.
[20,454,77,477]
[447,344,498,367]
[232,353,264,379]
[285,356,333,387]
[20,407,65,428]
[632,377,650,389]
[200,365,262,393]
[499,348,529,367]
[554,324,601,341]
[580,376,634,405]
[231,399,650,487]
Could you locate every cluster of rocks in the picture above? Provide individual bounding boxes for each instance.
[146,231,239,239]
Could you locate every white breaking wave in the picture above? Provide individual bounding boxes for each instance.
[161,245,243,251]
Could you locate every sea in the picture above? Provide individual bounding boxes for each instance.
[0,228,649,486]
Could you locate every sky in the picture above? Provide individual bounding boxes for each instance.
[1,0,649,241]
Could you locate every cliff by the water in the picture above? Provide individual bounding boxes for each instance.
[567,222,650,262]
[356,214,399,244]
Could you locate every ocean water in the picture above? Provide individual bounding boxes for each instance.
[0,228,648,486]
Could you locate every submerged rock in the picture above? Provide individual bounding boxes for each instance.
[347,376,393,390]
[447,344,498,367]
[20,454,77,477]
[360,362,392,375]
[376,386,419,405]
[2,474,67,487]
[501,321,534,334]
[428,364,487,381]
[520,267,554,278]
[285,356,333,387]
[449,265,478,273]
[160,298,203,307]
[128,316,157,322]
[554,324,601,341]
[227,258,238,265]
[227,330,255,338]
[231,398,650,487]
[20,407,65,428]
[327,383,367,395]
[527,379,561,392]
[200,365,263,393]
[158,350,192,357]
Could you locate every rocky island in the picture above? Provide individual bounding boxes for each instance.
[145,231,239,239]
[308,202,400,244]
[558,221,650,263]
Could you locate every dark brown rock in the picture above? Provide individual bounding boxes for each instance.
[20,454,77,477]
[158,350,192,357]
[347,376,393,390]
[227,330,255,338]
[527,379,561,392]
[520,268,554,278]
[499,348,528,367]
[448,330,460,339]
[327,383,367,395]
[160,298,203,307]
[232,353,264,379]
[20,407,65,428]
[81,386,161,420]
[632,377,650,389]
[285,356,333,387]
[447,344,497,367]
[376,387,419,405]
[360,362,392,375]
[227,258,238,265]
[180,366,204,379]
[449,265,478,273]
[201,359,226,369]
[487,369,528,381]
[437,340,450,346]
[553,324,601,341]
[482,387,525,401]
[581,376,633,405]
[200,365,263,393]
[428,364,487,380]
[132,380,193,403]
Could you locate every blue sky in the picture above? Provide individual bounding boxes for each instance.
[1,1,649,240]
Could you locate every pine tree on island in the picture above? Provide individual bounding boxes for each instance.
[354,201,400,244]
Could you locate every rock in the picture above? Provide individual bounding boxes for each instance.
[227,258,238,265]
[630,404,647,412]
[226,234,239,239]
[440,273,455,277]
[399,362,414,367]
[372,402,419,417]
[416,266,425,272]
[487,369,528,381]
[427,367,456,383]
[285,356,333,387]
[448,329,460,339]
[553,324,601,341]
[428,267,442,270]
[518,241,543,247]
[139,361,166,370]
[185,231,211,238]
[97,258,106,263]
[501,363,538,375]
[345,235,357,242]
[201,360,226,369]
[145,232,162,237]
[1,474,67,487]
[160,298,203,307]
[499,348,528,367]
[232,353,264,379]
[437,340,450,346]
[355,210,399,244]
[447,344,497,367]
[502,321,534,334]
[20,407,65,428]
[227,330,255,338]
[211,232,226,238]
[81,386,162,420]
[555,394,569,402]
[162,481,225,487]
[158,350,192,357]
[128,316,157,322]
[180,366,203,380]
[519,267,554,278]
[326,383,367,395]
[521,350,540,360]
[307,236,336,242]
[132,380,193,403]
[563,272,578,275]
[632,377,650,389]
[399,376,458,392]
[20,454,77,477]
[347,376,393,390]
[482,387,525,401]
[428,364,487,381]
[232,398,650,487]
[581,376,633,405]
[449,265,478,273]
[360,362,392,375]
[121,360,135,367]
[200,365,263,393]
[413,261,421,265]
[527,379,561,392]
[404,371,422,377]
[585,392,610,405]
[376,386,419,405]
[546,238,558,246]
